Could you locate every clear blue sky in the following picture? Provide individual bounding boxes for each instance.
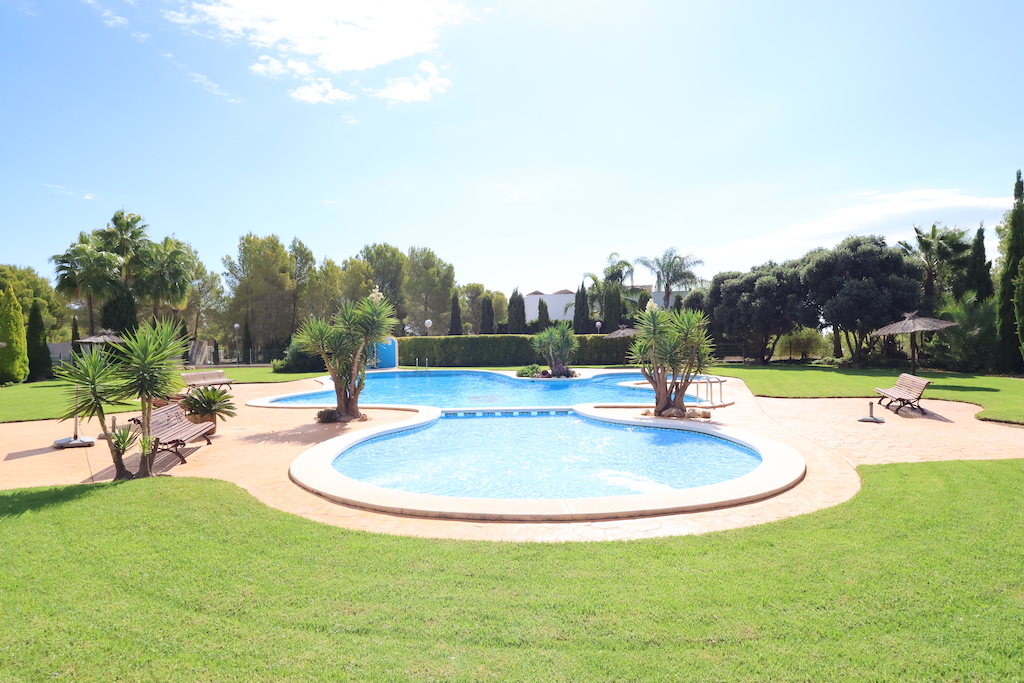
[2,0,1021,295]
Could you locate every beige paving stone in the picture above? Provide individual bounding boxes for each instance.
[2,374,1021,542]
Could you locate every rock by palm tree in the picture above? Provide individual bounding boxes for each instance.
[635,248,703,309]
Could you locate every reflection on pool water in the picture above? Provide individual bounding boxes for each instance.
[270,370,704,408]
[332,412,761,499]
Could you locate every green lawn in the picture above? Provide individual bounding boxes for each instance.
[1,463,1022,681]
[0,368,323,423]
[713,364,1024,424]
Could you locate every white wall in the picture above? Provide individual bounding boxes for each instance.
[524,293,576,321]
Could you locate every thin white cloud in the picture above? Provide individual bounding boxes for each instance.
[699,188,1012,273]
[290,77,353,104]
[83,193,95,200]
[188,72,242,103]
[166,0,468,71]
[43,184,74,195]
[370,61,450,104]
[130,31,150,42]
[165,1,467,105]
[250,55,287,77]
[82,0,129,27]
[340,114,360,125]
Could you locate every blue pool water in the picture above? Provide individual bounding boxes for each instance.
[272,370,680,408]
[333,413,760,499]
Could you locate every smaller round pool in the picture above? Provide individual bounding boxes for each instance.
[289,405,807,522]
[334,413,761,499]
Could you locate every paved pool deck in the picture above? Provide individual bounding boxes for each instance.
[2,374,1021,542]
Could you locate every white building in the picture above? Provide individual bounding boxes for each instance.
[523,290,576,322]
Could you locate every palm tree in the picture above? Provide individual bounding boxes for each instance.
[294,290,397,420]
[51,232,121,335]
[898,223,970,304]
[95,210,150,286]
[635,248,704,309]
[55,346,134,480]
[113,319,189,477]
[135,237,196,320]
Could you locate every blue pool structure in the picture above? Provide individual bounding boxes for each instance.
[264,369,807,522]
[264,369,718,409]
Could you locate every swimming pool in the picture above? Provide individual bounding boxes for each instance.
[333,412,762,499]
[264,370,703,409]
[287,403,807,521]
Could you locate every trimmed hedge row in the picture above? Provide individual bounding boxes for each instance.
[397,334,635,367]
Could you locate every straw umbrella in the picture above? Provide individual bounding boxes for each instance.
[870,311,958,375]
[604,325,639,339]
[75,329,126,345]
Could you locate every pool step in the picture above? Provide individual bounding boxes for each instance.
[441,409,571,418]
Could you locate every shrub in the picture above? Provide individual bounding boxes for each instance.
[516,364,542,377]
[272,338,327,373]
[0,283,28,384]
[316,408,339,423]
[26,301,52,381]
[398,334,635,367]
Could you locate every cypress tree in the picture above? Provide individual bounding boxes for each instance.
[996,170,1024,373]
[636,290,651,314]
[0,283,29,384]
[480,296,494,334]
[100,288,138,335]
[958,225,994,301]
[572,284,589,334]
[536,299,551,330]
[602,287,621,331]
[1016,259,1024,361]
[507,289,526,334]
[448,292,462,335]
[70,316,81,356]
[26,301,52,381]
[673,294,684,312]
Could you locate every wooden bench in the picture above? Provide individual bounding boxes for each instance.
[130,404,215,464]
[875,373,932,412]
[181,370,235,390]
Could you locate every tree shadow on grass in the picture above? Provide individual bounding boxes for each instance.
[0,481,126,517]
[932,385,999,393]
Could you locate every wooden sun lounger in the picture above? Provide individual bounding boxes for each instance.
[130,404,214,464]
[181,370,235,390]
[875,373,932,412]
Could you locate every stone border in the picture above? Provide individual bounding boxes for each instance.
[287,404,806,522]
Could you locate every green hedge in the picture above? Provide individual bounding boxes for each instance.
[398,334,635,367]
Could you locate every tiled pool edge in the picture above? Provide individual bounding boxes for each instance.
[287,404,807,522]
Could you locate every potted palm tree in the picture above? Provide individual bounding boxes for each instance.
[179,386,237,435]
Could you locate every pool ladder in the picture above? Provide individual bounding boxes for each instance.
[415,357,429,373]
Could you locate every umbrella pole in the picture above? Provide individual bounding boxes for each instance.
[910,332,917,375]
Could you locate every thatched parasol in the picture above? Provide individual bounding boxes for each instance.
[75,329,126,345]
[870,311,958,375]
[604,325,639,339]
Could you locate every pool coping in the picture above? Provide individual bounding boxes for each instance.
[287,403,807,522]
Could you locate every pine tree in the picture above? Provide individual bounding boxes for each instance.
[958,225,994,301]
[996,170,1024,373]
[242,320,253,363]
[0,283,29,384]
[480,296,494,334]
[448,292,462,335]
[536,299,551,330]
[572,284,589,334]
[507,289,526,334]
[26,301,52,381]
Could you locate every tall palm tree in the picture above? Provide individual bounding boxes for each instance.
[96,210,150,286]
[113,319,188,477]
[135,237,196,320]
[55,346,134,480]
[51,232,121,335]
[898,223,970,303]
[635,248,704,309]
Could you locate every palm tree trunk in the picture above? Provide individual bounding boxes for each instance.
[136,402,153,477]
[98,413,133,480]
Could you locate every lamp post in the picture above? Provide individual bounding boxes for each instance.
[424,319,432,336]
[233,323,240,365]
[595,321,602,335]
